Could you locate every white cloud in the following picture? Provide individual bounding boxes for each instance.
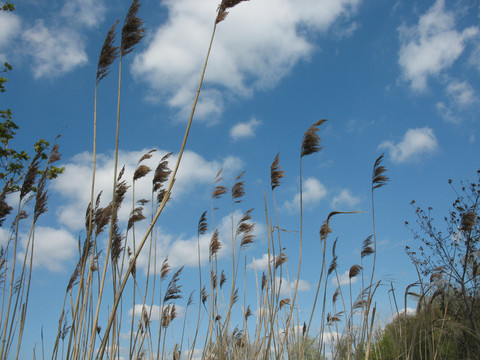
[445,79,477,107]
[0,11,21,62]
[332,270,359,286]
[17,226,77,272]
[379,127,439,163]
[398,0,479,92]
[230,117,261,141]
[276,276,311,297]
[436,79,478,123]
[284,177,327,211]
[21,19,88,79]
[391,307,416,321]
[331,189,360,209]
[61,0,106,28]
[132,0,360,122]
[52,149,243,231]
[248,253,270,271]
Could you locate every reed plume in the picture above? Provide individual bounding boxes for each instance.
[209,229,221,260]
[216,0,249,23]
[198,211,208,235]
[372,153,389,190]
[232,171,246,203]
[121,0,145,56]
[164,267,184,302]
[301,119,327,158]
[96,20,119,83]
[271,153,285,190]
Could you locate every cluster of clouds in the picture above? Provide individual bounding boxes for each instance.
[2,0,479,273]
[397,0,479,123]
[132,0,361,122]
[0,0,106,78]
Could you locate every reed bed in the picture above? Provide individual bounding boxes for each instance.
[0,1,478,360]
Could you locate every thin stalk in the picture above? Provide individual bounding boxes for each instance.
[95,18,219,360]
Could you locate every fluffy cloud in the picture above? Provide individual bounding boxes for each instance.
[0,11,21,62]
[21,20,88,79]
[61,0,106,28]
[276,277,311,297]
[436,79,479,123]
[132,0,360,122]
[379,127,439,163]
[17,226,77,272]
[248,253,270,271]
[331,189,360,209]
[284,177,327,211]
[18,0,106,79]
[332,269,359,286]
[398,0,479,92]
[52,149,243,231]
[230,117,261,141]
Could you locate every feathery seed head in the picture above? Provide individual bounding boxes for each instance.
[349,264,362,279]
[271,153,285,190]
[301,119,326,158]
[97,20,119,83]
[372,153,389,190]
[133,164,151,181]
[121,0,145,56]
[198,211,208,235]
[216,0,248,24]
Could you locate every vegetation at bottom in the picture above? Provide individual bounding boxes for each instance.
[0,0,478,359]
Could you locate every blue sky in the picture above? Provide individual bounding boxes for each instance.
[1,0,479,358]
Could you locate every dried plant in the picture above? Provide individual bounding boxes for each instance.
[361,235,374,258]
[280,298,291,309]
[121,0,145,56]
[164,267,184,302]
[271,153,285,190]
[96,20,119,83]
[198,210,208,236]
[349,265,362,279]
[160,257,170,280]
[216,0,249,23]
[153,153,172,193]
[133,164,151,181]
[209,229,221,260]
[372,153,389,190]
[301,119,327,158]
[127,207,146,230]
[232,171,246,203]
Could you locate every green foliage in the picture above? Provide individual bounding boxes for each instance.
[1,2,14,11]
[0,62,12,93]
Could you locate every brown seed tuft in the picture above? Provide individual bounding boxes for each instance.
[198,211,208,236]
[121,0,145,56]
[372,153,389,190]
[97,20,119,83]
[209,229,221,260]
[301,119,327,158]
[349,264,362,279]
[133,164,151,181]
[271,153,285,190]
[279,298,291,309]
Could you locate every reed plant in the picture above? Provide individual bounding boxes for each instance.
[3,1,479,359]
